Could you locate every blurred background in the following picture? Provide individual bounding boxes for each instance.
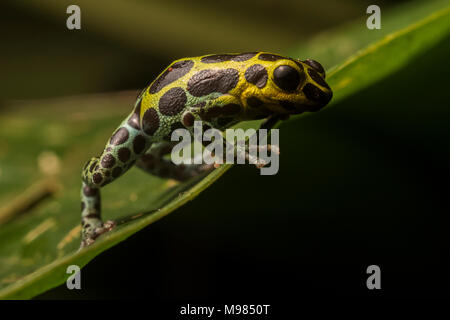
[0,0,449,301]
[1,0,398,100]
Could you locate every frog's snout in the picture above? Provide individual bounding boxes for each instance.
[301,59,332,110]
[303,83,333,110]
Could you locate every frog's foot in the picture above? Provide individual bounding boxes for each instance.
[249,144,280,155]
[94,219,116,236]
[218,143,280,169]
[80,220,116,248]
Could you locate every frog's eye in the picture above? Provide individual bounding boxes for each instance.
[303,59,325,77]
[273,65,301,92]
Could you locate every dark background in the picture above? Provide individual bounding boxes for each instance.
[40,37,450,301]
[0,0,448,301]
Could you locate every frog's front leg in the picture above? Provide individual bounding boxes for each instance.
[187,103,280,169]
[80,107,151,247]
[244,114,285,162]
[259,114,287,131]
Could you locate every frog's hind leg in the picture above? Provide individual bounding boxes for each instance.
[80,108,151,247]
[136,141,214,181]
[80,182,113,247]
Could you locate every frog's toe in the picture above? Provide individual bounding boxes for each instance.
[80,237,95,249]
[248,144,280,155]
[255,159,268,169]
[267,144,280,155]
[80,220,116,248]
[93,220,116,238]
[102,220,116,231]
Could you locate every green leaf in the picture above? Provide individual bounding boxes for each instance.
[0,0,449,299]
[0,93,234,299]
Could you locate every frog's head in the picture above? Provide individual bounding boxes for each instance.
[262,58,332,114]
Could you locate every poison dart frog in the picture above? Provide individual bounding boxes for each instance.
[80,52,332,247]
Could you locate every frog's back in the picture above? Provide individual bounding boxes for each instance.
[136,52,289,136]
